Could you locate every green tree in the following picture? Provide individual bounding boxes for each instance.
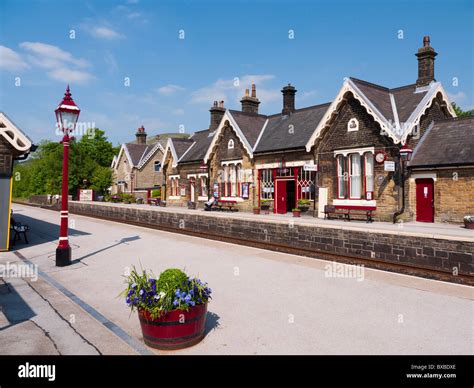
[90,166,113,194]
[451,102,474,117]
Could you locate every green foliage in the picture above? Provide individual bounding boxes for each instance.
[292,208,301,212]
[298,199,311,206]
[122,267,212,319]
[120,193,135,203]
[451,103,474,117]
[12,128,117,199]
[151,189,161,198]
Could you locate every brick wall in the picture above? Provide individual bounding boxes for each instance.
[135,149,164,190]
[68,202,474,283]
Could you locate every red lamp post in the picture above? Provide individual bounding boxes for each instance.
[55,85,80,266]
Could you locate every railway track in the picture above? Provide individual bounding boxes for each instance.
[14,201,473,286]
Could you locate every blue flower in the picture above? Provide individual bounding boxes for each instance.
[173,299,179,306]
[190,301,195,306]
[149,278,156,285]
[139,288,145,296]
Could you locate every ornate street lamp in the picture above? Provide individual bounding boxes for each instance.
[399,144,413,163]
[55,85,80,266]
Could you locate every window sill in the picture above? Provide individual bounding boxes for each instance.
[169,196,181,200]
[198,196,208,201]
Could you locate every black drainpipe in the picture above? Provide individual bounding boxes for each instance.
[393,155,405,223]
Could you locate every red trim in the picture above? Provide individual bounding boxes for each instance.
[258,169,261,208]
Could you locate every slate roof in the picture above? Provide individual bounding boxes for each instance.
[171,137,194,159]
[350,78,429,124]
[228,110,267,148]
[409,116,474,168]
[124,143,151,166]
[179,129,213,163]
[254,103,331,153]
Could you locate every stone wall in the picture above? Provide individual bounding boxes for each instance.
[135,148,164,190]
[68,202,473,283]
[407,168,474,223]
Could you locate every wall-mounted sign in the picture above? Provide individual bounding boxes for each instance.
[384,161,395,172]
[375,151,387,164]
[180,186,186,196]
[241,183,249,199]
[79,189,93,201]
[303,163,318,172]
[213,183,219,198]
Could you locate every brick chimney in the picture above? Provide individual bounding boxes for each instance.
[209,100,225,130]
[281,83,297,115]
[416,36,437,87]
[136,125,147,144]
[240,84,260,114]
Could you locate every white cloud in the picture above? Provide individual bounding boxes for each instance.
[448,91,467,104]
[172,108,185,116]
[91,26,123,40]
[47,68,95,84]
[19,41,94,84]
[103,51,119,74]
[157,84,185,95]
[127,12,142,19]
[190,74,279,106]
[0,45,29,72]
[20,42,89,68]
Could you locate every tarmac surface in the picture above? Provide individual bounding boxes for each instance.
[1,203,472,355]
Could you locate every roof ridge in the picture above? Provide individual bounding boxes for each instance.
[349,77,389,91]
[266,102,332,118]
[228,109,268,118]
[433,115,474,123]
[390,83,417,92]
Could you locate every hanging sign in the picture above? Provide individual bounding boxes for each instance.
[384,161,395,172]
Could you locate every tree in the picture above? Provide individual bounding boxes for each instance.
[90,166,113,194]
[451,102,474,117]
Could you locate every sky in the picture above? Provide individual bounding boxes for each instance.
[1,0,473,146]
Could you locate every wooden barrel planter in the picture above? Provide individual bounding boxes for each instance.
[138,303,208,350]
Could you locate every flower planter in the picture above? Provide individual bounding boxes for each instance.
[253,208,260,215]
[292,210,301,217]
[138,303,208,350]
[298,205,310,213]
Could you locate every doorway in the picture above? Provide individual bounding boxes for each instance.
[275,179,296,214]
[416,178,434,222]
[286,180,295,212]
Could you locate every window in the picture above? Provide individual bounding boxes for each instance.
[365,153,374,195]
[297,167,315,201]
[200,176,208,197]
[170,177,179,197]
[347,118,359,132]
[228,139,234,149]
[260,169,274,200]
[337,155,346,198]
[349,154,362,198]
[154,161,161,172]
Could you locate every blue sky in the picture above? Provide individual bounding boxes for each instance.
[1,0,473,146]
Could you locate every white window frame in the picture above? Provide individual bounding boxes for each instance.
[364,152,374,197]
[347,118,359,132]
[154,161,161,172]
[349,153,362,199]
[228,139,234,149]
[337,155,346,199]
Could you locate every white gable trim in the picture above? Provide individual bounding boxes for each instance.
[137,141,165,170]
[177,141,196,162]
[399,82,456,145]
[114,144,134,170]
[0,112,33,153]
[203,110,254,164]
[252,118,269,151]
[305,78,395,151]
[161,138,180,168]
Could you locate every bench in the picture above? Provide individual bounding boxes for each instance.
[324,205,375,223]
[10,217,29,245]
[147,198,160,206]
[217,199,238,212]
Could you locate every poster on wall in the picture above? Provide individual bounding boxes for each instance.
[180,185,186,196]
[213,183,219,198]
[79,189,93,201]
[241,183,249,199]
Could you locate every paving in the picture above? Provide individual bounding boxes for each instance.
[0,203,472,355]
[74,200,474,242]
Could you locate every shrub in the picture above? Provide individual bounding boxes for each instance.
[123,267,212,319]
[298,199,311,206]
[151,189,161,198]
[292,208,301,212]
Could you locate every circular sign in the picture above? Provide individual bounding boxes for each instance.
[375,151,387,164]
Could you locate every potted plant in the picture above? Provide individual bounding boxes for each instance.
[253,206,260,215]
[121,193,135,204]
[123,267,212,350]
[260,199,271,214]
[464,216,474,229]
[111,194,122,203]
[292,208,301,217]
[297,199,311,213]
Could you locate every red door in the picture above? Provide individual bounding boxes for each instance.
[276,180,287,214]
[416,178,434,222]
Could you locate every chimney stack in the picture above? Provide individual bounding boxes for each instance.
[136,125,147,144]
[416,36,437,87]
[281,83,297,115]
[240,83,260,114]
[209,100,225,131]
